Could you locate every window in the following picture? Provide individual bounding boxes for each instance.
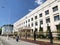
[39,13,42,17]
[26,21,27,23]
[24,22,25,24]
[52,6,58,12]
[26,25,27,27]
[54,15,60,21]
[35,22,38,26]
[35,16,37,19]
[31,23,33,27]
[28,24,30,27]
[31,18,33,21]
[46,18,50,23]
[40,20,43,25]
[45,10,49,15]
[28,19,30,22]
[35,28,37,32]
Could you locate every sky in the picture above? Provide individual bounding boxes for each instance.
[0,0,46,26]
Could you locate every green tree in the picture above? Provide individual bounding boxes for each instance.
[39,26,43,31]
[38,25,44,38]
[57,23,60,30]
[57,23,60,39]
[0,27,2,35]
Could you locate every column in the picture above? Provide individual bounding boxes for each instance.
[49,6,57,37]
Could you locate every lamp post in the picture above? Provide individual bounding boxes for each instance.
[47,23,53,44]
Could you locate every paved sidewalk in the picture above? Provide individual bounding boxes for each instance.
[20,37,60,45]
[0,36,39,45]
[27,37,60,44]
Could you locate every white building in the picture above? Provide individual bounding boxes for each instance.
[13,0,60,36]
[2,25,13,35]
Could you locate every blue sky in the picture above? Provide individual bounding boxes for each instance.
[0,0,46,26]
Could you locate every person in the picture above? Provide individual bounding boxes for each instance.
[16,36,19,42]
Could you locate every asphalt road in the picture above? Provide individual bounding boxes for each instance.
[0,37,11,45]
[0,36,59,45]
[0,36,38,45]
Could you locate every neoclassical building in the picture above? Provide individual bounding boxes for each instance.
[13,0,60,37]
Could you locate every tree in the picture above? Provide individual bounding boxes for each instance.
[47,24,53,44]
[39,25,43,31]
[0,27,2,35]
[57,23,60,30]
[57,23,60,39]
[38,25,43,38]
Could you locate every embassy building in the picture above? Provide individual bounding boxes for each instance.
[13,0,60,37]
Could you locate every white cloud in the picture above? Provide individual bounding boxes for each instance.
[28,9,33,12]
[35,0,43,5]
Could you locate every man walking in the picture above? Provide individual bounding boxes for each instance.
[16,35,19,42]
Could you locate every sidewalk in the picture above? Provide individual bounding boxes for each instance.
[20,37,60,45]
[0,36,38,45]
[27,37,60,44]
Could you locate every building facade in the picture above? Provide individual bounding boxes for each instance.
[13,0,60,36]
[2,24,13,35]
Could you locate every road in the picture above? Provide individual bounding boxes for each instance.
[0,36,39,45]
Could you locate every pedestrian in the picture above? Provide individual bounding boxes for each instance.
[16,35,19,42]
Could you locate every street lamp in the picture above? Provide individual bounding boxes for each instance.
[47,23,53,44]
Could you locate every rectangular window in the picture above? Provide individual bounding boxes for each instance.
[45,10,49,15]
[28,19,30,22]
[54,15,60,21]
[26,21,27,23]
[46,18,50,23]
[52,6,58,12]
[35,16,37,19]
[35,22,38,26]
[31,23,33,27]
[40,20,43,25]
[26,25,27,27]
[39,13,42,17]
[28,24,30,27]
[24,22,25,24]
[31,18,33,21]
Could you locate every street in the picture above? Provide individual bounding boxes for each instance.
[0,36,38,45]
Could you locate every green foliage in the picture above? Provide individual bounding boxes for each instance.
[39,26,43,32]
[3,24,13,27]
[46,29,49,39]
[0,27,2,35]
[38,26,44,38]
[57,23,60,40]
[45,26,50,39]
[58,23,60,30]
